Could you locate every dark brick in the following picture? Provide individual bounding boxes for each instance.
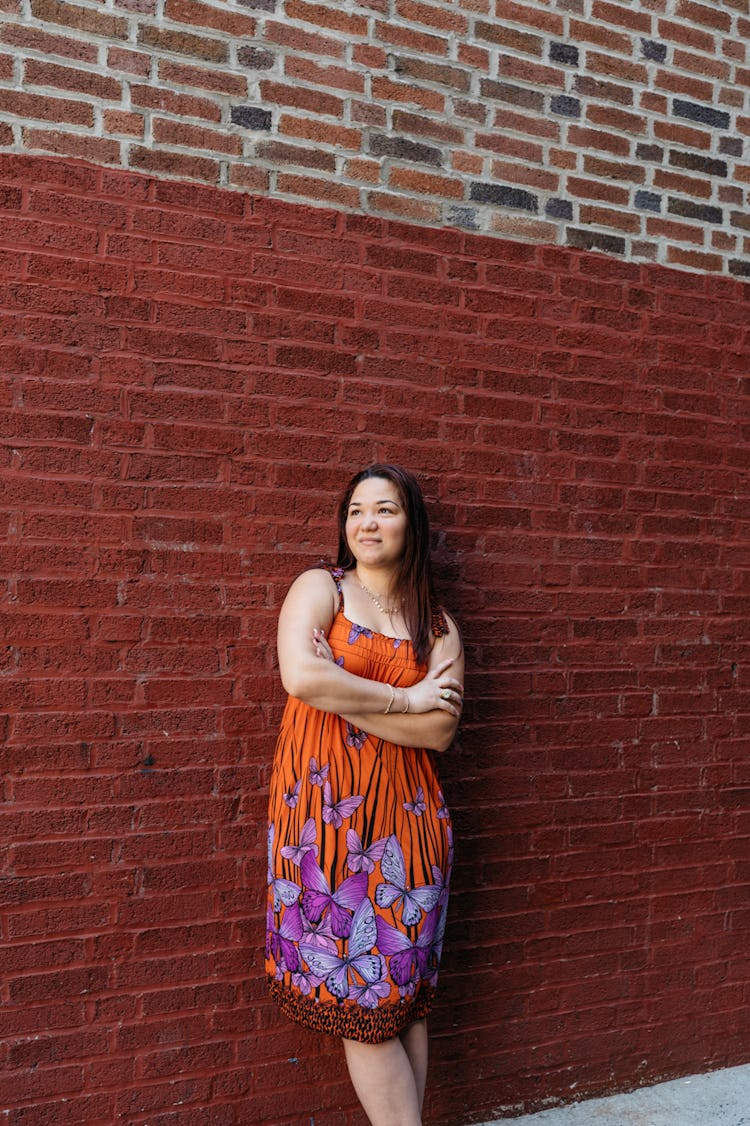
[393,56,471,92]
[138,25,226,62]
[237,0,276,8]
[574,75,632,106]
[636,143,664,162]
[641,39,667,62]
[546,197,574,220]
[469,182,539,213]
[480,79,544,111]
[254,142,335,171]
[231,105,272,130]
[369,134,442,166]
[669,150,727,177]
[673,99,731,130]
[392,110,464,145]
[720,137,743,157]
[635,190,661,213]
[729,259,750,277]
[567,229,626,255]
[446,205,480,230]
[550,42,579,66]
[475,20,543,52]
[0,187,22,210]
[238,46,275,69]
[668,197,723,224]
[551,95,581,118]
[730,211,750,232]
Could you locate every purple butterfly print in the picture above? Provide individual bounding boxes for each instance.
[335,656,344,667]
[280,817,318,867]
[375,907,439,989]
[300,850,368,938]
[267,823,301,911]
[299,908,338,953]
[345,723,367,751]
[309,758,329,787]
[292,965,323,996]
[300,896,381,1001]
[393,638,403,650]
[282,778,302,808]
[265,901,274,962]
[403,785,426,817]
[348,960,390,1008]
[346,829,387,875]
[347,622,373,645]
[430,863,450,904]
[269,901,303,974]
[269,873,301,912]
[424,896,449,987]
[322,780,364,830]
[437,790,450,819]
[446,822,454,875]
[375,835,440,926]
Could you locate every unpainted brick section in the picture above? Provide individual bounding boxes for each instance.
[0,0,748,273]
[1,153,750,1124]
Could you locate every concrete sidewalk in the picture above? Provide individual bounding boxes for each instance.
[475,1062,750,1125]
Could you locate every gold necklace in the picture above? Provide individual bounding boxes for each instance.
[357,577,402,616]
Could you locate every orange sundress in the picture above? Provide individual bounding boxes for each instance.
[265,565,453,1043]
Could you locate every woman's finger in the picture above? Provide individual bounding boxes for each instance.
[438,681,463,697]
[312,627,334,661]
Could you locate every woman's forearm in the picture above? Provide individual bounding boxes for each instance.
[282,658,394,716]
[282,617,462,732]
[341,709,459,754]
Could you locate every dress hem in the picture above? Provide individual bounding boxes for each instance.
[268,976,436,1044]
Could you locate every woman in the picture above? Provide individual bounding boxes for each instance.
[266,464,464,1126]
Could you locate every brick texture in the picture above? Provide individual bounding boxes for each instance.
[2,153,750,1123]
[0,1,748,273]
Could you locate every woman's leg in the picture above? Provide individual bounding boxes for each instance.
[400,1020,428,1113]
[343,1034,423,1126]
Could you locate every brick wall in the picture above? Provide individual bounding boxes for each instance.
[0,0,748,275]
[2,152,750,1123]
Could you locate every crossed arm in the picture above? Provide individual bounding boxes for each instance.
[276,569,465,753]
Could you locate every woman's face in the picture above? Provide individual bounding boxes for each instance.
[345,476,408,570]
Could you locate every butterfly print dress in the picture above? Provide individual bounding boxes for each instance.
[266,565,453,1044]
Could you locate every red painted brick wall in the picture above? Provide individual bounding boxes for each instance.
[2,153,750,1124]
[0,0,748,275]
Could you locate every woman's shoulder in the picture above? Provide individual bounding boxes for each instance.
[287,563,342,592]
[314,560,346,583]
[290,562,348,606]
[279,566,342,626]
[431,604,462,646]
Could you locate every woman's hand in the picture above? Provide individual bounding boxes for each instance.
[405,658,463,718]
[312,627,335,662]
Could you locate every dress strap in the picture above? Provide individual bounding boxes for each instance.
[316,561,345,613]
[431,602,449,637]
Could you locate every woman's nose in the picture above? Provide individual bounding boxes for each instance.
[363,513,378,529]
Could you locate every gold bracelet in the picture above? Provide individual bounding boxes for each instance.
[384,684,396,714]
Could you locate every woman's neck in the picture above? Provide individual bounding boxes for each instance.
[353,564,398,598]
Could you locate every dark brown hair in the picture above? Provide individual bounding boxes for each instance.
[335,464,438,663]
